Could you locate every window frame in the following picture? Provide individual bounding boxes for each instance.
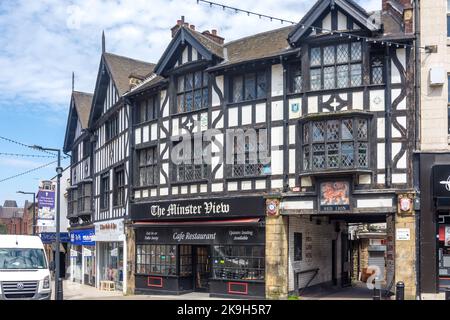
[309,42,363,91]
[171,140,210,183]
[100,173,110,211]
[301,116,371,172]
[294,232,303,261]
[113,166,125,208]
[229,70,267,103]
[105,113,119,142]
[77,182,92,214]
[137,147,158,188]
[288,62,302,94]
[135,244,177,276]
[175,71,209,114]
[137,95,159,124]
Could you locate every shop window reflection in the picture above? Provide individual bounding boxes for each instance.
[212,245,265,281]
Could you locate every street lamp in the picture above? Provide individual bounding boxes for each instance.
[30,145,63,301]
[16,191,36,235]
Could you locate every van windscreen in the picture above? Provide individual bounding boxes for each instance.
[0,248,47,269]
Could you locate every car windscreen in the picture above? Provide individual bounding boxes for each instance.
[0,248,47,269]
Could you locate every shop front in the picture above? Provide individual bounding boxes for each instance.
[130,196,266,299]
[40,232,70,279]
[69,228,95,285]
[94,219,126,292]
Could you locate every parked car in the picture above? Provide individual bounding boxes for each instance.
[0,235,53,300]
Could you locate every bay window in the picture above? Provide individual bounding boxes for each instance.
[302,117,370,171]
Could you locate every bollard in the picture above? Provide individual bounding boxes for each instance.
[373,277,381,300]
[396,281,405,300]
[56,278,64,300]
[446,287,450,300]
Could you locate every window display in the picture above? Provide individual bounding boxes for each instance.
[136,244,176,275]
[99,242,123,290]
[212,245,264,281]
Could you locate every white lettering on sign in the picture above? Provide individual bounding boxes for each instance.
[172,232,216,242]
[150,202,231,218]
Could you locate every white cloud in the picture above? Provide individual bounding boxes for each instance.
[0,0,380,113]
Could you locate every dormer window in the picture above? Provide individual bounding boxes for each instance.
[176,71,208,113]
[309,42,362,91]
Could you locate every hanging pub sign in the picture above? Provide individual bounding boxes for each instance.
[130,196,265,221]
[319,181,350,212]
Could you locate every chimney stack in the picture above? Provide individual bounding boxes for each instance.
[201,29,225,45]
[381,0,413,33]
[171,16,185,38]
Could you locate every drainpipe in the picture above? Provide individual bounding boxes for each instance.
[414,0,421,299]
[414,0,421,152]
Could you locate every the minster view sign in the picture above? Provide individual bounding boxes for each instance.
[130,196,265,220]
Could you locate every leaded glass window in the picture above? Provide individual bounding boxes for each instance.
[138,147,157,187]
[230,132,267,177]
[371,56,384,85]
[289,64,302,94]
[231,71,266,103]
[309,42,363,91]
[172,141,209,182]
[302,117,370,171]
[176,71,209,113]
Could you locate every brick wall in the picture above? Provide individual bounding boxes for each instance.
[288,216,346,292]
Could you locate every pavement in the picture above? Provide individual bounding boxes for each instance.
[298,282,390,300]
[53,281,234,300]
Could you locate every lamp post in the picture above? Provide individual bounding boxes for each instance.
[16,191,36,235]
[30,145,63,301]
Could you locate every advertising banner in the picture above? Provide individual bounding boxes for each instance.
[70,229,95,246]
[37,189,56,227]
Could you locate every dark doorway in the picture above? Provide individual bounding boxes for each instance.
[332,240,337,286]
[52,250,66,279]
[341,233,351,287]
[194,246,211,292]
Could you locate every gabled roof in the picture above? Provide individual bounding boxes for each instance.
[63,91,93,153]
[3,200,17,208]
[211,25,295,70]
[154,26,224,76]
[103,52,156,96]
[88,52,155,127]
[288,0,380,45]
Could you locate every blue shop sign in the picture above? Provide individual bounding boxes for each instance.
[70,229,95,246]
[40,232,70,244]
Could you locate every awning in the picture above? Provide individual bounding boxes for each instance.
[133,218,261,227]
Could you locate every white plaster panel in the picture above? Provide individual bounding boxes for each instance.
[255,103,266,123]
[211,183,223,192]
[377,143,385,169]
[392,173,407,184]
[172,119,179,136]
[142,126,149,143]
[150,123,157,141]
[301,177,312,187]
[271,101,283,121]
[308,96,318,114]
[271,179,283,189]
[212,75,224,107]
[212,156,223,179]
[200,184,207,193]
[322,13,331,31]
[181,186,188,194]
[352,91,364,110]
[228,107,238,127]
[241,181,252,190]
[289,125,296,144]
[271,64,283,96]
[134,190,141,199]
[212,110,223,129]
[241,105,252,125]
[370,90,385,111]
[377,117,385,139]
[357,198,393,208]
[135,129,141,145]
[271,150,283,175]
[359,174,371,185]
[161,90,168,118]
[282,201,314,210]
[396,152,407,169]
[377,174,385,184]
[161,163,168,184]
[271,126,284,146]
[337,10,347,30]
[159,188,168,196]
[191,185,198,194]
[289,98,302,119]
[289,149,296,174]
[392,143,402,162]
[255,180,266,190]
[227,182,238,191]
[182,46,188,64]
[161,143,168,160]
[289,178,296,188]
[172,187,178,195]
[142,190,148,198]
[212,133,223,153]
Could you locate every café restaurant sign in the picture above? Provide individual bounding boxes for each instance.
[130,196,265,221]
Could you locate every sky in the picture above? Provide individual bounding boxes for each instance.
[0,0,380,207]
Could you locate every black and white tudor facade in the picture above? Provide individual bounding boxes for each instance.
[64,0,417,298]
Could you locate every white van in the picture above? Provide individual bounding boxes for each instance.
[0,235,52,300]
